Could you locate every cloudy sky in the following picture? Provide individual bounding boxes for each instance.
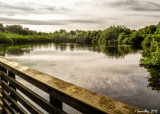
[0,0,160,32]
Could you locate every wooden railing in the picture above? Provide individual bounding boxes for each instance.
[0,57,140,114]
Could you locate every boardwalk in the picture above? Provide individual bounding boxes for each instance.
[0,57,145,114]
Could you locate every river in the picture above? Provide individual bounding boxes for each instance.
[1,43,160,113]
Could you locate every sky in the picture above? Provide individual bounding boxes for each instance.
[0,0,160,32]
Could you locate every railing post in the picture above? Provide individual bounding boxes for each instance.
[50,95,62,109]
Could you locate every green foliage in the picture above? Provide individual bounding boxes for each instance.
[120,31,145,46]
[0,23,5,32]
[5,25,36,35]
[3,22,160,67]
[52,29,95,44]
[0,33,13,44]
[141,34,152,47]
[155,22,160,34]
[139,25,156,34]
[117,32,127,44]
[91,31,101,45]
[69,30,76,36]
[6,33,52,44]
[122,37,130,44]
[98,26,131,45]
[2,22,160,68]
[140,38,160,66]
[0,23,135,46]
[128,32,145,46]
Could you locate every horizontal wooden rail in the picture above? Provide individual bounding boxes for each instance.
[1,71,66,114]
[0,57,142,114]
[2,89,27,114]
[2,97,17,114]
[2,80,44,114]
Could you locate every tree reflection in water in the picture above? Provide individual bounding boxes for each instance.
[141,65,160,93]
[0,43,141,59]
[1,43,158,93]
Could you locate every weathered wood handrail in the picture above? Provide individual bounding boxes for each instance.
[0,57,141,114]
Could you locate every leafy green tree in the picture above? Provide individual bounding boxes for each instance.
[155,22,160,34]
[140,37,160,66]
[117,32,127,44]
[69,30,76,36]
[141,34,152,47]
[128,32,145,46]
[59,29,67,34]
[92,31,101,45]
[139,25,156,34]
[0,33,13,44]
[0,23,5,32]
[99,26,130,45]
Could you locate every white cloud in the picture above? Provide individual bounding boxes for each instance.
[0,0,160,32]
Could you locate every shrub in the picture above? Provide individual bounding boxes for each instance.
[0,33,13,44]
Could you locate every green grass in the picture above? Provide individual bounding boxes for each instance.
[0,33,52,44]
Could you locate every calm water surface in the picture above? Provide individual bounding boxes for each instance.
[1,43,160,113]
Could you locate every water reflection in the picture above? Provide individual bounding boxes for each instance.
[1,43,159,111]
[99,44,140,59]
[141,66,160,93]
[0,43,141,58]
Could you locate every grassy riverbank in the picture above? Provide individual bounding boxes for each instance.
[0,23,160,67]
[0,33,52,44]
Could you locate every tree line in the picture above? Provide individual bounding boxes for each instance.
[0,23,144,45]
[0,23,156,46]
[1,22,160,67]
